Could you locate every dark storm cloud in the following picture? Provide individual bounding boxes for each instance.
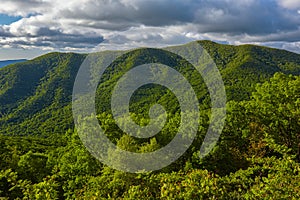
[0,25,103,49]
[0,0,299,52]
[192,0,300,35]
[0,0,49,17]
[60,0,195,30]
[57,0,300,36]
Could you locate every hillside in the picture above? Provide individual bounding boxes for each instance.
[0,53,86,135]
[0,41,299,136]
[0,41,299,199]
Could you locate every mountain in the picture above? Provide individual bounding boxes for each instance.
[0,41,299,199]
[0,59,27,68]
[0,41,299,136]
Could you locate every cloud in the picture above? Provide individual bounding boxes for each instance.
[0,0,299,53]
[56,0,195,29]
[0,13,103,50]
[277,0,300,9]
[0,0,49,17]
[192,0,300,35]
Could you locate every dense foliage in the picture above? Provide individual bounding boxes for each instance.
[0,41,299,199]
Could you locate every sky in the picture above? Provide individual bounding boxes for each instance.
[0,0,300,60]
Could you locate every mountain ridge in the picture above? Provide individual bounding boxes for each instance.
[0,40,300,136]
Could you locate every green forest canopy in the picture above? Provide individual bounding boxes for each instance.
[0,41,299,199]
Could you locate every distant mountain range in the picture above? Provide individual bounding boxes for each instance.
[0,59,27,68]
[0,41,299,136]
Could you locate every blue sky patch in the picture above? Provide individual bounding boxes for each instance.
[0,14,22,25]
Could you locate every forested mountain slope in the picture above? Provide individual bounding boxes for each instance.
[0,41,299,136]
[0,41,299,199]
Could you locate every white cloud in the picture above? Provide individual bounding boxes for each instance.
[0,0,299,54]
[277,0,300,9]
